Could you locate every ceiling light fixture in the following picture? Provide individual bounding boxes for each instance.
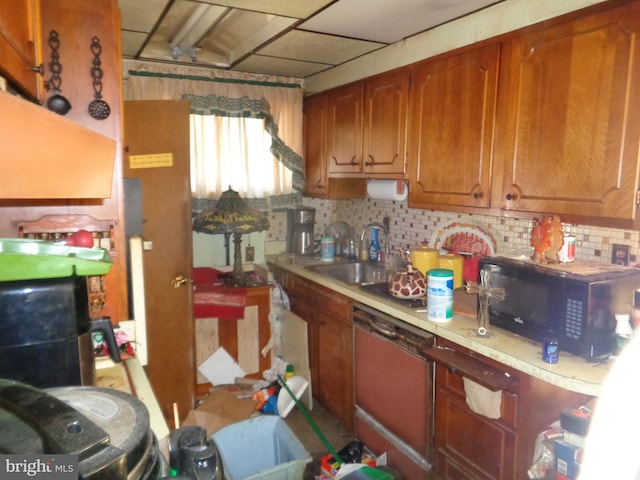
[171,45,199,63]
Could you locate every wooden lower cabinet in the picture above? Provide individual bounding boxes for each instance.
[271,265,592,478]
[429,339,590,480]
[271,266,354,430]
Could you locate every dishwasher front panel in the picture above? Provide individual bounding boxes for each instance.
[354,320,433,457]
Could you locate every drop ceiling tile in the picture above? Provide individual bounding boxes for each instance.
[232,55,332,78]
[259,30,384,65]
[200,0,332,18]
[299,0,503,43]
[121,31,148,58]
[118,0,170,32]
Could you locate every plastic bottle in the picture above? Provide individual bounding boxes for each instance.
[542,333,559,364]
[285,364,295,380]
[368,227,381,262]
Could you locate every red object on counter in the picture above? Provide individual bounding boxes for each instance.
[462,255,481,283]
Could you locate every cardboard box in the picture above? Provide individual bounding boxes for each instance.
[554,439,583,480]
[182,385,256,435]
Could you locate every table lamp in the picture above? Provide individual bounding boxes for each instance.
[193,187,269,286]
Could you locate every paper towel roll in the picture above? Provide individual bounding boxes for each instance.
[367,179,408,201]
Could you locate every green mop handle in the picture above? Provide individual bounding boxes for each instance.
[277,375,342,464]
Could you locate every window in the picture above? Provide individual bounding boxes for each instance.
[190,114,294,198]
[186,94,303,202]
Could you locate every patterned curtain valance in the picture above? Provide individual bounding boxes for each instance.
[183,93,304,195]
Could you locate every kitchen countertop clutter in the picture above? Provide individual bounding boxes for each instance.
[267,254,610,397]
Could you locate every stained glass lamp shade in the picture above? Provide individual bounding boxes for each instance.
[193,187,269,286]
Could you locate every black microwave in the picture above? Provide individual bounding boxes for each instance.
[480,256,640,361]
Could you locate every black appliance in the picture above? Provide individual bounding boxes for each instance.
[0,275,119,388]
[0,380,167,479]
[169,426,223,479]
[480,256,640,361]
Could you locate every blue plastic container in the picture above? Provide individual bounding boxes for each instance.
[211,415,311,480]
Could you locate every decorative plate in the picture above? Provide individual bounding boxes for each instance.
[430,222,497,256]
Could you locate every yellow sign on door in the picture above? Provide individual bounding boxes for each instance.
[129,153,173,169]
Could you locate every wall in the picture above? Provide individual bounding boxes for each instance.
[263,198,640,267]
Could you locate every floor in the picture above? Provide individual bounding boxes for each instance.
[283,400,355,478]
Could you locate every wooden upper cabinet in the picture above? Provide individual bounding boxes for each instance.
[408,43,500,209]
[327,82,363,175]
[362,69,408,176]
[495,1,640,222]
[0,0,42,100]
[326,70,408,178]
[303,92,328,197]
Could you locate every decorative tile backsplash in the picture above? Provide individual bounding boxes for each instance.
[265,197,640,266]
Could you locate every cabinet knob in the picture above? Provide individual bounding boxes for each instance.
[350,156,358,166]
[505,193,517,201]
[365,155,375,167]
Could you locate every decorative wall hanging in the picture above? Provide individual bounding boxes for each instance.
[88,36,110,119]
[46,30,71,115]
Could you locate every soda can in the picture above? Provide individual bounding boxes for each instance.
[558,234,576,263]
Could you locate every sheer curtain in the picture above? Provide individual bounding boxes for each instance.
[190,115,287,198]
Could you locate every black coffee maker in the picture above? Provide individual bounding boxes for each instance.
[0,275,120,388]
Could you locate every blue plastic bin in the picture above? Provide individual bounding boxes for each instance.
[211,415,311,480]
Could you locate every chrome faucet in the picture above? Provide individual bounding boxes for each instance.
[360,221,390,261]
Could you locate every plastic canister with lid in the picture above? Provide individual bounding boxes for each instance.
[320,236,335,262]
[438,253,464,289]
[410,246,439,276]
[427,269,454,322]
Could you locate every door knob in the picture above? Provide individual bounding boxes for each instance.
[171,275,188,288]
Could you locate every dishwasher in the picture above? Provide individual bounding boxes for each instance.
[353,303,434,480]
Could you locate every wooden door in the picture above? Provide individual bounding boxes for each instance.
[327,82,363,175]
[495,2,640,221]
[408,43,500,209]
[123,100,195,425]
[303,92,328,197]
[362,69,408,176]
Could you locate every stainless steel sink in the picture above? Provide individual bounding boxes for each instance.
[305,261,386,285]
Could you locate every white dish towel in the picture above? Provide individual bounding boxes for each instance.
[463,377,502,419]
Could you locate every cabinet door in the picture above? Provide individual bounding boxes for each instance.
[314,285,354,430]
[408,43,499,209]
[434,363,517,480]
[316,309,353,428]
[362,69,408,176]
[303,93,328,197]
[327,82,363,175]
[496,2,640,220]
[0,0,41,99]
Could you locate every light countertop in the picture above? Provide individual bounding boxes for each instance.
[267,254,612,397]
